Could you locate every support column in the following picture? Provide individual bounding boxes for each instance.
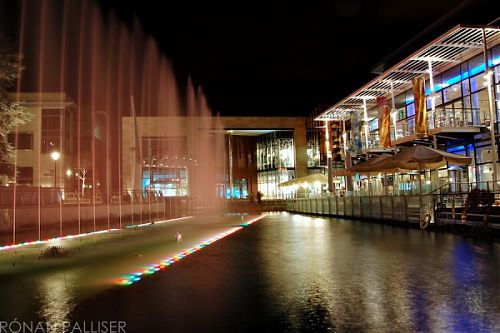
[342,120,348,155]
[228,131,234,199]
[483,28,498,191]
[294,123,308,178]
[428,60,437,147]
[362,98,369,153]
[390,81,398,140]
[325,120,333,192]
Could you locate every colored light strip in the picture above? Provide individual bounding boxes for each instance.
[1,216,194,252]
[126,216,193,228]
[117,214,268,286]
[0,229,120,252]
[240,215,267,227]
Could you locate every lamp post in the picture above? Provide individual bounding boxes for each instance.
[51,151,60,188]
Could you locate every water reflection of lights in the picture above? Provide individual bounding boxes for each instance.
[117,214,268,286]
[260,213,335,330]
[37,272,77,329]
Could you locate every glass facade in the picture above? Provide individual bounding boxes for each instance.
[142,167,188,196]
[256,132,295,199]
[257,169,295,199]
[41,109,71,154]
[306,130,321,168]
[141,136,189,196]
[257,132,295,170]
[361,44,500,187]
[229,178,248,199]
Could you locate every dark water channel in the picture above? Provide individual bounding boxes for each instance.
[72,213,499,332]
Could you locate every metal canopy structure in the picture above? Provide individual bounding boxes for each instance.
[315,25,500,121]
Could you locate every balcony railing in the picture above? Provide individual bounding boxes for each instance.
[393,115,415,139]
[429,107,488,130]
[392,107,487,141]
[361,132,380,150]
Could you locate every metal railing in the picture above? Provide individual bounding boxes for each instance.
[286,188,500,226]
[0,186,168,207]
[429,107,488,130]
[286,195,431,224]
[362,132,380,150]
[393,115,415,139]
[391,107,487,141]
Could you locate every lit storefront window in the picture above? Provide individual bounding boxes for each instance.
[307,131,320,167]
[142,167,188,196]
[230,178,248,199]
[257,132,295,170]
[258,169,295,199]
[256,132,295,199]
[141,136,190,196]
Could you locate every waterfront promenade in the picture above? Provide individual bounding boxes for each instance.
[0,214,267,324]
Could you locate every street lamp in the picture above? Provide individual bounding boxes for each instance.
[51,151,60,187]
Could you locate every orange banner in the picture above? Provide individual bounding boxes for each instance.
[413,76,428,138]
[377,96,391,148]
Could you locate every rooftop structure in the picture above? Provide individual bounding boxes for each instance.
[316,25,500,121]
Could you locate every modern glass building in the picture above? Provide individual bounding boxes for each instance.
[315,25,500,193]
[122,117,310,200]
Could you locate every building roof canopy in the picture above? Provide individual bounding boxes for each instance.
[316,25,500,121]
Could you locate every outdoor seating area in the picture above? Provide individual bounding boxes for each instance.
[281,144,500,225]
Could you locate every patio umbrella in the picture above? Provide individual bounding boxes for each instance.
[352,154,400,196]
[391,145,471,170]
[332,168,355,177]
[278,173,329,187]
[391,145,472,219]
[353,154,394,173]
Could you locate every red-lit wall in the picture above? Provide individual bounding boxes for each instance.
[226,135,258,198]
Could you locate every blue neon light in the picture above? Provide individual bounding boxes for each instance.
[446,145,465,153]
[405,56,500,104]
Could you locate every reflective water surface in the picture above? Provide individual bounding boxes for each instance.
[73,214,499,332]
[1,213,498,332]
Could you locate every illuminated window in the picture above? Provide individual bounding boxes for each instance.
[142,167,188,196]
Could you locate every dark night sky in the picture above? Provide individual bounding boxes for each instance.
[2,0,500,117]
[95,0,500,117]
